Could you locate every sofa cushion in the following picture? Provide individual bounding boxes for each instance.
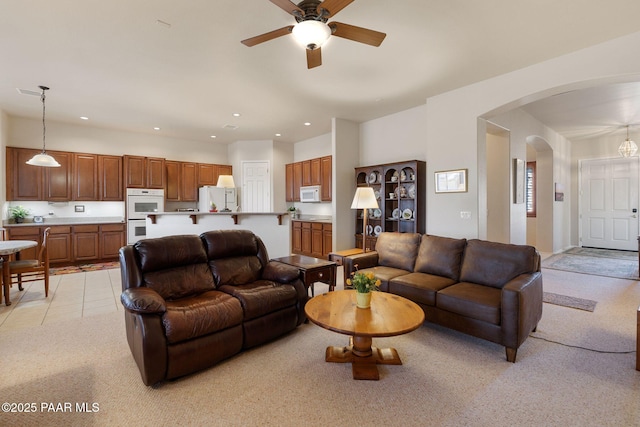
[143,263,216,301]
[357,266,409,292]
[459,239,539,289]
[219,281,298,321]
[209,256,263,287]
[388,272,456,306]
[436,282,502,325]
[162,290,243,344]
[414,235,466,281]
[375,232,421,272]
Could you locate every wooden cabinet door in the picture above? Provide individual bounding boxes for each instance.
[45,151,73,201]
[100,224,125,259]
[146,157,165,189]
[293,162,302,202]
[197,163,216,186]
[7,226,41,260]
[301,221,312,255]
[124,155,145,188]
[217,164,232,177]
[285,163,294,202]
[321,156,332,201]
[98,155,123,201]
[292,221,302,253]
[311,223,323,258]
[181,162,198,202]
[73,225,100,261]
[7,147,44,201]
[48,226,72,264]
[74,153,98,201]
[302,160,312,186]
[322,223,332,258]
[165,160,181,201]
[310,158,321,185]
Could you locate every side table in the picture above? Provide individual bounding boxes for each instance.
[328,248,363,266]
[272,255,337,297]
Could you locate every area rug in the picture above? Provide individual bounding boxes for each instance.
[50,261,120,275]
[542,247,638,280]
[543,291,597,312]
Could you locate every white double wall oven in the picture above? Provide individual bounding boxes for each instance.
[126,188,164,245]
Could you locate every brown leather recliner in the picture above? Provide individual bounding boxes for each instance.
[120,230,306,386]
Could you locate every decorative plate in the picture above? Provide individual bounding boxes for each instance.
[373,208,382,218]
[374,190,380,200]
[392,208,400,219]
[408,184,416,199]
[367,224,373,236]
[400,170,407,181]
[369,172,378,184]
[374,225,382,236]
[391,171,399,182]
[402,208,413,220]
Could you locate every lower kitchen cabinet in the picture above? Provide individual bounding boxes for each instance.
[291,220,332,259]
[73,225,100,262]
[100,224,125,259]
[49,226,73,264]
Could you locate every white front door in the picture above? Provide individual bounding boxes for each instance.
[242,161,270,212]
[580,157,639,250]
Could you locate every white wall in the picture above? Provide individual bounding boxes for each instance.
[486,132,510,243]
[333,118,360,251]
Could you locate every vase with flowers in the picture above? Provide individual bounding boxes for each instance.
[346,267,381,309]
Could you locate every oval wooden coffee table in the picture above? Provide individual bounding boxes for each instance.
[304,290,425,380]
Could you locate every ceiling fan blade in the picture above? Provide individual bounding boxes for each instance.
[329,22,386,46]
[306,47,322,69]
[241,26,294,47]
[317,0,354,18]
[270,0,305,17]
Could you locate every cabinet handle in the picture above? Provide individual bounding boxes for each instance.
[318,272,323,278]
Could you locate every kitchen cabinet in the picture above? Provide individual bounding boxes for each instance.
[74,153,99,201]
[100,224,125,259]
[181,162,198,202]
[285,155,332,202]
[44,151,72,201]
[5,226,41,260]
[98,155,123,201]
[217,164,232,177]
[197,163,216,186]
[48,226,73,264]
[124,155,165,189]
[73,225,100,261]
[6,147,44,201]
[165,160,180,201]
[291,220,332,259]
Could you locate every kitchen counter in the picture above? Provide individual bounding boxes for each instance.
[291,216,332,223]
[3,216,125,227]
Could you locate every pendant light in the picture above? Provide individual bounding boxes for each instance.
[618,125,638,158]
[26,85,60,167]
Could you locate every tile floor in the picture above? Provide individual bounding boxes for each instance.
[0,268,123,332]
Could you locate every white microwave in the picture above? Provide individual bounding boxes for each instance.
[300,185,321,202]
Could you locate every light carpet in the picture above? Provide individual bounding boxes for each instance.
[542,247,639,280]
[543,292,597,312]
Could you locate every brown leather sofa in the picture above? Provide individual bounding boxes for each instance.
[119,229,307,386]
[343,232,543,362]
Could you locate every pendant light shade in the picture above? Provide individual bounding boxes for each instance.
[26,85,60,167]
[618,125,638,158]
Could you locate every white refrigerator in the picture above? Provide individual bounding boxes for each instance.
[198,186,238,212]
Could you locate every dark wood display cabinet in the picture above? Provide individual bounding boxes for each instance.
[354,160,426,251]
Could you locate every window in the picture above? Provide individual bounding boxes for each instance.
[526,162,536,217]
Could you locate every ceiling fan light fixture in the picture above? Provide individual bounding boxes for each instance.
[292,20,331,49]
[618,125,638,158]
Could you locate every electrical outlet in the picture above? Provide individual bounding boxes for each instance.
[460,211,471,219]
[75,205,85,213]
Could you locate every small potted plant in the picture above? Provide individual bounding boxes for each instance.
[9,205,30,223]
[346,266,381,309]
[209,201,217,212]
[287,206,297,218]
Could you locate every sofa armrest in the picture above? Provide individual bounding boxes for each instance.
[343,252,379,278]
[121,288,167,314]
[263,261,300,283]
[501,271,543,349]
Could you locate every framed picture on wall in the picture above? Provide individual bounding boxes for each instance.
[513,158,525,204]
[435,169,468,193]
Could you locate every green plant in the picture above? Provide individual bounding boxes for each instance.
[346,267,380,293]
[287,206,296,212]
[9,205,30,220]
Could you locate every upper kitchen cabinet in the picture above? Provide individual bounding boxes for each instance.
[197,163,233,187]
[98,155,123,201]
[44,150,72,202]
[180,162,198,202]
[74,153,99,201]
[124,155,165,189]
[285,155,332,202]
[6,147,44,200]
[165,161,200,202]
[320,156,332,201]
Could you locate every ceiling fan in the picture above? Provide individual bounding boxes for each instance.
[241,0,386,69]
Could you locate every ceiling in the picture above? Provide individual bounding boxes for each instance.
[1,0,640,145]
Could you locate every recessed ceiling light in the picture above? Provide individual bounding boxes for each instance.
[153,127,160,131]
[275,133,282,137]
[210,135,217,139]
[232,113,241,117]
[80,116,89,120]
[304,122,311,126]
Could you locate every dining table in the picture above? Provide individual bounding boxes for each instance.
[0,240,38,306]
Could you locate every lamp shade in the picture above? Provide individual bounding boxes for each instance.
[216,175,235,188]
[351,187,379,209]
[292,20,331,49]
[618,138,638,157]
[26,152,61,167]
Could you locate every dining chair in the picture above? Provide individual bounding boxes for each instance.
[7,227,51,297]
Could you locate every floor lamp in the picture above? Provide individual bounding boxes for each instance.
[216,175,235,212]
[351,187,379,252]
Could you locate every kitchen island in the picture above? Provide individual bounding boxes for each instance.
[145,212,291,258]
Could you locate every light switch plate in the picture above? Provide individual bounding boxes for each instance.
[75,205,85,213]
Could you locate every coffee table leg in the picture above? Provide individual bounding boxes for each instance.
[324,335,403,380]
